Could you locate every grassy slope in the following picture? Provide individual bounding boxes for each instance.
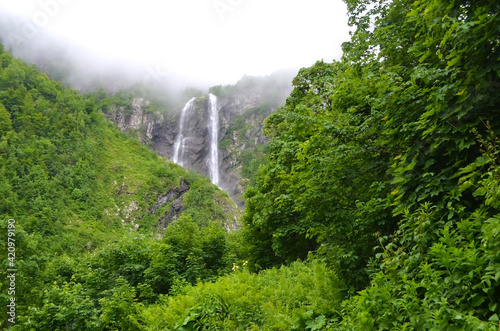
[0,45,240,328]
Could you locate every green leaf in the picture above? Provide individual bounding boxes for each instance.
[474,187,486,197]
[471,295,485,307]
[306,315,326,330]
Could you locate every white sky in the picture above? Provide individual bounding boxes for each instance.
[0,0,350,85]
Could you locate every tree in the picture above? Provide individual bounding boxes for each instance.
[242,60,395,288]
[0,102,12,134]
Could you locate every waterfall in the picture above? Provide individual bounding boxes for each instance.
[208,93,220,185]
[172,97,196,166]
[173,94,220,186]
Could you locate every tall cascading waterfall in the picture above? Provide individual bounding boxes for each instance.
[208,93,220,185]
[172,97,196,166]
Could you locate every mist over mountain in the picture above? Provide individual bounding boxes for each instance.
[0,7,310,95]
[0,11,138,90]
[0,11,244,95]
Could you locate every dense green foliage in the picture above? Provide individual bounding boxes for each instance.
[241,0,500,328]
[243,60,395,287]
[141,260,340,330]
[2,0,500,328]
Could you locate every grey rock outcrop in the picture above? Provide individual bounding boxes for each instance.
[105,98,165,144]
[103,74,294,206]
[151,178,190,230]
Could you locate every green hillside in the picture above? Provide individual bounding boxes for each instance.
[0,43,240,329]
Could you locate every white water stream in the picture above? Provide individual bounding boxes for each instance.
[172,97,196,166]
[208,93,219,185]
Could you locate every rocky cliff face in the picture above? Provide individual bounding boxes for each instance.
[103,74,294,206]
[216,91,274,202]
[105,98,165,142]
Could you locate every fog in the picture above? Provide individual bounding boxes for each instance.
[0,0,350,92]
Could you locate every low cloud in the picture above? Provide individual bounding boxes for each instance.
[0,0,349,93]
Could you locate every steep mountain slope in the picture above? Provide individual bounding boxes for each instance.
[0,44,240,329]
[0,13,295,206]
